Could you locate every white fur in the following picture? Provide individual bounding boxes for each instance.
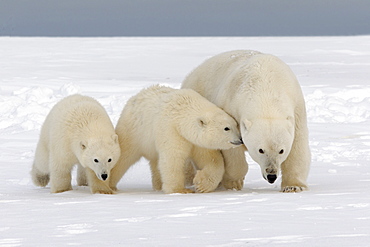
[109,85,243,194]
[31,94,121,194]
[182,50,311,192]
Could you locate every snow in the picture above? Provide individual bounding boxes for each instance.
[1,36,370,246]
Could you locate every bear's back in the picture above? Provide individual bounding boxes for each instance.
[42,94,113,141]
[123,85,175,120]
[115,85,180,160]
[182,50,261,94]
[54,94,108,125]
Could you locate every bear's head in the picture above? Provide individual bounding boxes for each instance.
[184,108,243,150]
[241,117,294,184]
[79,134,121,181]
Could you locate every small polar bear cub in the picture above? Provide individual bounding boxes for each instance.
[109,85,243,194]
[31,94,121,194]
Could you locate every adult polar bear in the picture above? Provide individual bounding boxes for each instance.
[182,50,311,192]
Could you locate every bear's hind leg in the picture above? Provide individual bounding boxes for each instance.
[31,166,50,187]
[184,159,196,187]
[108,146,142,191]
[149,159,162,191]
[77,164,88,186]
[31,142,50,187]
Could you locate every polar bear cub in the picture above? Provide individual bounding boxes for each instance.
[109,85,243,194]
[31,94,121,194]
[182,50,311,192]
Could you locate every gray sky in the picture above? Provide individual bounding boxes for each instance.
[1,0,369,36]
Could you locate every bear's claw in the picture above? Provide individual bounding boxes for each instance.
[281,186,306,193]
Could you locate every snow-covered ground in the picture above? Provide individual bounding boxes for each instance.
[1,36,370,246]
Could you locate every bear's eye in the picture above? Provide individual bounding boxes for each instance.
[279,149,284,154]
[259,149,264,154]
[224,127,230,131]
[108,158,112,163]
[94,159,99,163]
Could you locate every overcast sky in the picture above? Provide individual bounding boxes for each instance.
[1,0,369,36]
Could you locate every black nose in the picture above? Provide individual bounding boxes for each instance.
[101,174,108,181]
[267,174,277,184]
[231,138,244,145]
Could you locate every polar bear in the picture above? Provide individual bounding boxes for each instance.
[31,94,121,194]
[108,85,243,194]
[182,50,311,192]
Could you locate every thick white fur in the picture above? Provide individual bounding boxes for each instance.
[109,85,243,194]
[31,94,121,194]
[182,50,311,192]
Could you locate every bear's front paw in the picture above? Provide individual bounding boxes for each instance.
[91,187,115,194]
[193,170,220,193]
[281,186,306,193]
[222,178,244,191]
[51,184,72,193]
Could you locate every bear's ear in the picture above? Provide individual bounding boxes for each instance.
[197,117,207,127]
[242,119,252,131]
[112,134,118,144]
[80,141,87,150]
